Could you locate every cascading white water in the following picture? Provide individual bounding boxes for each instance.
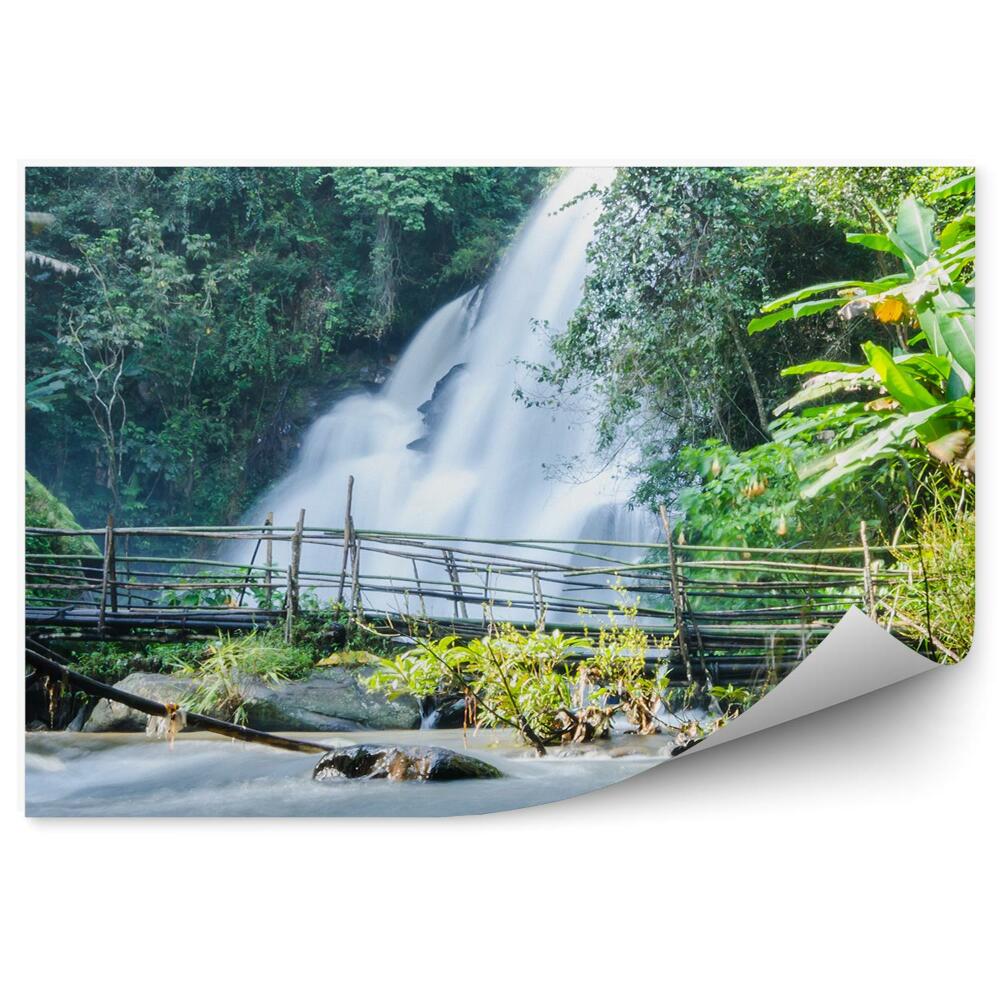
[247,168,654,597]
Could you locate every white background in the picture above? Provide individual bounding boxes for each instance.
[2,2,996,996]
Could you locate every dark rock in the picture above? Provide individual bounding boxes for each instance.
[418,363,467,419]
[424,696,467,729]
[405,435,432,453]
[406,363,467,451]
[670,737,704,757]
[66,704,90,732]
[312,743,504,782]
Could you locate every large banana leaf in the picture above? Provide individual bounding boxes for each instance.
[773,370,879,416]
[927,174,975,201]
[800,401,968,498]
[862,342,939,412]
[846,232,905,258]
[747,297,846,333]
[781,360,869,376]
[890,197,938,271]
[757,276,901,315]
[916,289,975,386]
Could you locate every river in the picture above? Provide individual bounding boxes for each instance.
[26,729,672,817]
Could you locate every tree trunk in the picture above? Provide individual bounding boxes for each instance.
[729,325,770,439]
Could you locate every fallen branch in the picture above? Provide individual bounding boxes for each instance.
[25,647,332,755]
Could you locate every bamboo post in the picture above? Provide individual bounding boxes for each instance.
[532,570,546,628]
[350,540,362,615]
[98,513,114,634]
[860,520,877,620]
[442,548,454,616]
[108,519,118,613]
[443,549,466,618]
[659,504,692,683]
[411,557,427,618]
[122,532,132,609]
[284,508,305,641]
[457,557,468,619]
[264,511,273,604]
[337,476,355,606]
[237,511,271,608]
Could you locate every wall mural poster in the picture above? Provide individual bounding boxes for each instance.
[24,166,975,816]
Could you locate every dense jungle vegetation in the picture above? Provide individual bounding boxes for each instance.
[535,166,975,658]
[26,166,975,728]
[26,167,548,526]
[534,167,972,536]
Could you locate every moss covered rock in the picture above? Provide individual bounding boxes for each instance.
[25,472,100,558]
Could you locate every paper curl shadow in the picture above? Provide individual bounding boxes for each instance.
[688,606,940,756]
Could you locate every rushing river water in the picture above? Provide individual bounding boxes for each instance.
[26,730,671,817]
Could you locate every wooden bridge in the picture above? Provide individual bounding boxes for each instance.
[26,501,922,685]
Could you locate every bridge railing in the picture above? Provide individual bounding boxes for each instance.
[25,513,921,683]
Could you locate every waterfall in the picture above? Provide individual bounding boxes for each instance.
[246,168,655,599]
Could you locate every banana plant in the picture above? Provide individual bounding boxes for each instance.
[750,175,975,496]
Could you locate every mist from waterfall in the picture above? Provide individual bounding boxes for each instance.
[247,168,655,577]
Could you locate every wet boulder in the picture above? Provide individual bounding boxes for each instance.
[312,743,503,782]
[420,695,467,729]
[244,666,420,732]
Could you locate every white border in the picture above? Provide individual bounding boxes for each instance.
[3,2,996,995]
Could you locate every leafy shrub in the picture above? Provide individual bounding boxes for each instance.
[70,644,155,686]
[890,491,975,662]
[675,439,902,551]
[366,598,675,753]
[170,632,316,726]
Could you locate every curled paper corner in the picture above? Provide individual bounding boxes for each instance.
[687,607,942,756]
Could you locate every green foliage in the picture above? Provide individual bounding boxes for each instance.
[170,631,316,726]
[753,178,975,498]
[889,485,975,662]
[68,644,151,686]
[527,166,973,535]
[365,626,590,750]
[758,166,972,231]
[26,369,71,413]
[531,167,874,505]
[25,472,99,550]
[673,439,891,550]
[25,471,101,569]
[26,167,544,527]
[366,598,674,751]
[669,174,976,652]
[579,593,667,734]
